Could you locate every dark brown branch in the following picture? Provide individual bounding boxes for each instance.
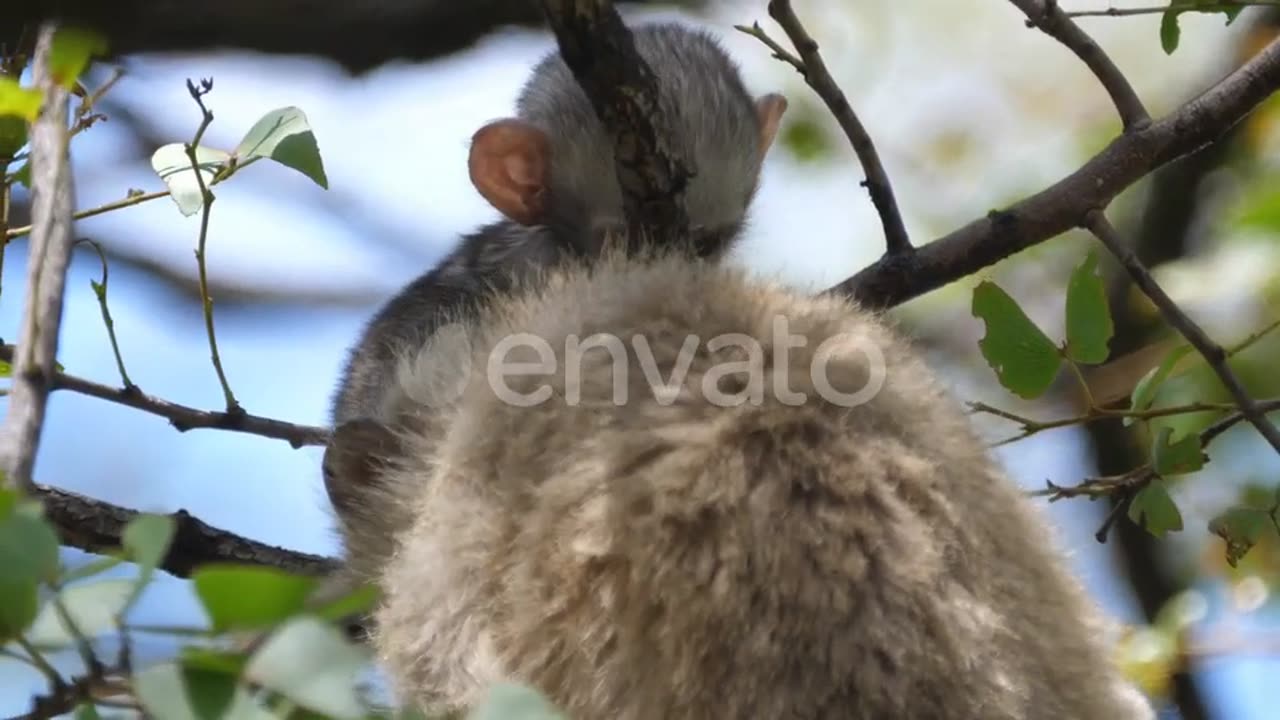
[0,26,76,491]
[1086,212,1280,454]
[835,35,1280,309]
[1010,0,1150,130]
[537,0,690,239]
[0,345,329,449]
[12,0,700,75]
[34,484,336,578]
[742,1,911,255]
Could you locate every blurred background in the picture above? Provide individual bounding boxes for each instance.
[2,1,1279,717]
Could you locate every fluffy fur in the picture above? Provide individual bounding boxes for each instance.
[356,251,1155,720]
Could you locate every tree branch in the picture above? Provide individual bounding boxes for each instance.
[1010,0,1150,129]
[11,0,701,75]
[0,345,329,449]
[34,484,335,578]
[739,1,911,255]
[835,35,1280,309]
[1085,212,1280,454]
[0,26,76,491]
[537,0,690,240]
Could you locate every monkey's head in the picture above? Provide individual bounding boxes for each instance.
[467,22,787,260]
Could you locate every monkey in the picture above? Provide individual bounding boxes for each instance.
[326,248,1157,720]
[323,22,788,588]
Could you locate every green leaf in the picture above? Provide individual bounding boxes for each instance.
[467,683,567,720]
[49,26,109,89]
[971,280,1063,399]
[243,616,367,719]
[1151,426,1206,477]
[0,579,40,641]
[0,114,27,159]
[135,661,250,720]
[73,704,103,720]
[150,143,230,217]
[1128,480,1184,538]
[28,579,134,647]
[1208,507,1275,568]
[312,583,380,624]
[193,565,319,632]
[0,508,62,585]
[180,646,249,676]
[233,107,328,189]
[0,78,42,122]
[122,514,176,612]
[1160,10,1182,55]
[1064,251,1113,364]
[1126,345,1192,426]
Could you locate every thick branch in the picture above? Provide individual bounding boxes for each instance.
[537,0,690,239]
[748,1,911,255]
[34,484,335,578]
[12,0,698,75]
[0,345,329,449]
[1086,212,1280,454]
[835,35,1280,309]
[1010,0,1150,129]
[0,26,76,491]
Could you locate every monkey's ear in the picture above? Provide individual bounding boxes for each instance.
[755,93,789,158]
[469,119,551,226]
[323,418,401,516]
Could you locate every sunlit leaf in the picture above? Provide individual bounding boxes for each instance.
[0,78,43,122]
[971,280,1062,399]
[28,579,134,647]
[243,616,367,719]
[1128,480,1184,537]
[1208,507,1276,568]
[49,27,109,89]
[73,704,103,720]
[60,555,125,585]
[193,565,318,632]
[149,143,230,217]
[1151,426,1206,477]
[233,107,328,189]
[312,583,380,625]
[1064,251,1113,364]
[1126,345,1192,426]
[468,683,568,720]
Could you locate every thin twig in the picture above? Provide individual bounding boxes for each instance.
[0,345,327,448]
[1064,2,1279,19]
[0,25,76,491]
[837,35,1280,309]
[1010,0,1150,129]
[183,78,242,415]
[5,190,169,241]
[1087,211,1280,455]
[739,1,912,255]
[74,239,134,389]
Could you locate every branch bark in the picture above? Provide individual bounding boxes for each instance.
[11,0,700,75]
[35,484,335,578]
[0,26,76,491]
[835,34,1280,309]
[538,0,691,240]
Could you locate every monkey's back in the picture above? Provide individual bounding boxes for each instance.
[374,252,1152,719]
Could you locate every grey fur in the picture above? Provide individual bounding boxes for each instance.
[347,251,1156,719]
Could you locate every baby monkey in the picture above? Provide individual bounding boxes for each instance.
[324,22,786,591]
[342,251,1156,719]
[329,22,787,428]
